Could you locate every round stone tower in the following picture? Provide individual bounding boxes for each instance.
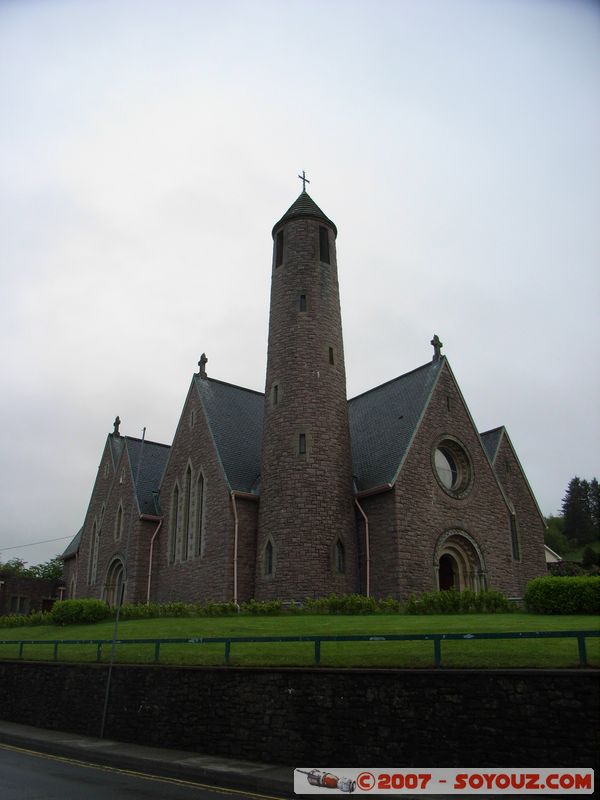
[255,189,358,600]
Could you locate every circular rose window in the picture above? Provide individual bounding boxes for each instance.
[433,439,473,497]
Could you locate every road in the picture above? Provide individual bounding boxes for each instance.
[0,742,287,800]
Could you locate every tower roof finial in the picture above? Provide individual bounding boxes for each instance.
[430,334,443,361]
[298,170,310,192]
[113,415,121,436]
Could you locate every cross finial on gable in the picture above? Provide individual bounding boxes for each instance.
[113,415,121,436]
[430,334,443,361]
[198,353,208,379]
[298,170,310,192]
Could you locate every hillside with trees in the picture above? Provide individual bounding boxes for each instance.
[0,555,64,582]
[545,477,600,569]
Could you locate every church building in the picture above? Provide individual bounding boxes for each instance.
[62,187,547,605]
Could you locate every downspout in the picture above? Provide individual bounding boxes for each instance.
[230,491,239,607]
[146,519,163,604]
[354,498,370,598]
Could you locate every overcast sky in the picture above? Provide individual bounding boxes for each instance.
[1,0,598,568]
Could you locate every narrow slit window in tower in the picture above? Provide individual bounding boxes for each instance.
[298,433,306,454]
[329,347,335,365]
[275,230,284,267]
[273,383,279,405]
[335,540,346,573]
[265,540,273,575]
[299,293,307,312]
[319,226,330,263]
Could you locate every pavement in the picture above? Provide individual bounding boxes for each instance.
[0,720,293,798]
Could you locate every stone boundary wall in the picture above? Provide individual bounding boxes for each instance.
[0,663,597,769]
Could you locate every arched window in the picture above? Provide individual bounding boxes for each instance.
[275,230,284,267]
[264,540,273,576]
[194,473,205,557]
[87,520,100,584]
[169,484,179,564]
[91,524,100,584]
[115,503,124,541]
[87,520,97,584]
[319,225,330,263]
[510,515,521,561]
[334,539,345,573]
[182,465,192,561]
[105,559,125,607]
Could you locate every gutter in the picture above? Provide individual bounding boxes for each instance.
[140,514,163,604]
[229,491,259,607]
[230,492,239,607]
[354,498,370,598]
[356,482,394,499]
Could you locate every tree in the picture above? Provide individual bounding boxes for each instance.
[544,515,569,556]
[28,556,64,582]
[0,558,29,578]
[0,554,63,581]
[589,478,600,539]
[562,477,595,545]
[581,546,597,569]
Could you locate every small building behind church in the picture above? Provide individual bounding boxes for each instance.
[62,188,547,605]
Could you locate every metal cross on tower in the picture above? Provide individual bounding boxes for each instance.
[298,170,310,192]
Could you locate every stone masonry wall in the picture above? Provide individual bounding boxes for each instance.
[391,364,524,600]
[493,433,547,597]
[257,215,358,601]
[74,438,118,600]
[154,381,239,603]
[0,662,596,769]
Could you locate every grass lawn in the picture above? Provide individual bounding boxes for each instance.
[0,614,597,669]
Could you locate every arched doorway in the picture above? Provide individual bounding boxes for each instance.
[105,558,125,607]
[438,553,457,590]
[434,530,487,591]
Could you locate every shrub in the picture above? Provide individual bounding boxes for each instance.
[377,596,402,614]
[582,547,598,570]
[548,561,585,577]
[158,601,195,618]
[241,599,283,615]
[403,589,511,614]
[524,576,600,614]
[203,601,239,616]
[50,599,112,626]
[119,603,161,620]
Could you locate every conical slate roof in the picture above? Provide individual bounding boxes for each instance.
[272,191,337,237]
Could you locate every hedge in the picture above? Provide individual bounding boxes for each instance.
[524,576,600,615]
[404,588,512,614]
[50,599,113,625]
[0,590,517,628]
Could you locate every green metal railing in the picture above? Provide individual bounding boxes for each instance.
[0,630,598,667]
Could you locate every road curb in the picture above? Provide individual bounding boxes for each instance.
[0,720,293,797]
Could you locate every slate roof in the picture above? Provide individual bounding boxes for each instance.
[61,527,82,560]
[348,359,444,491]
[480,427,505,464]
[125,437,171,515]
[195,376,264,494]
[271,190,337,237]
